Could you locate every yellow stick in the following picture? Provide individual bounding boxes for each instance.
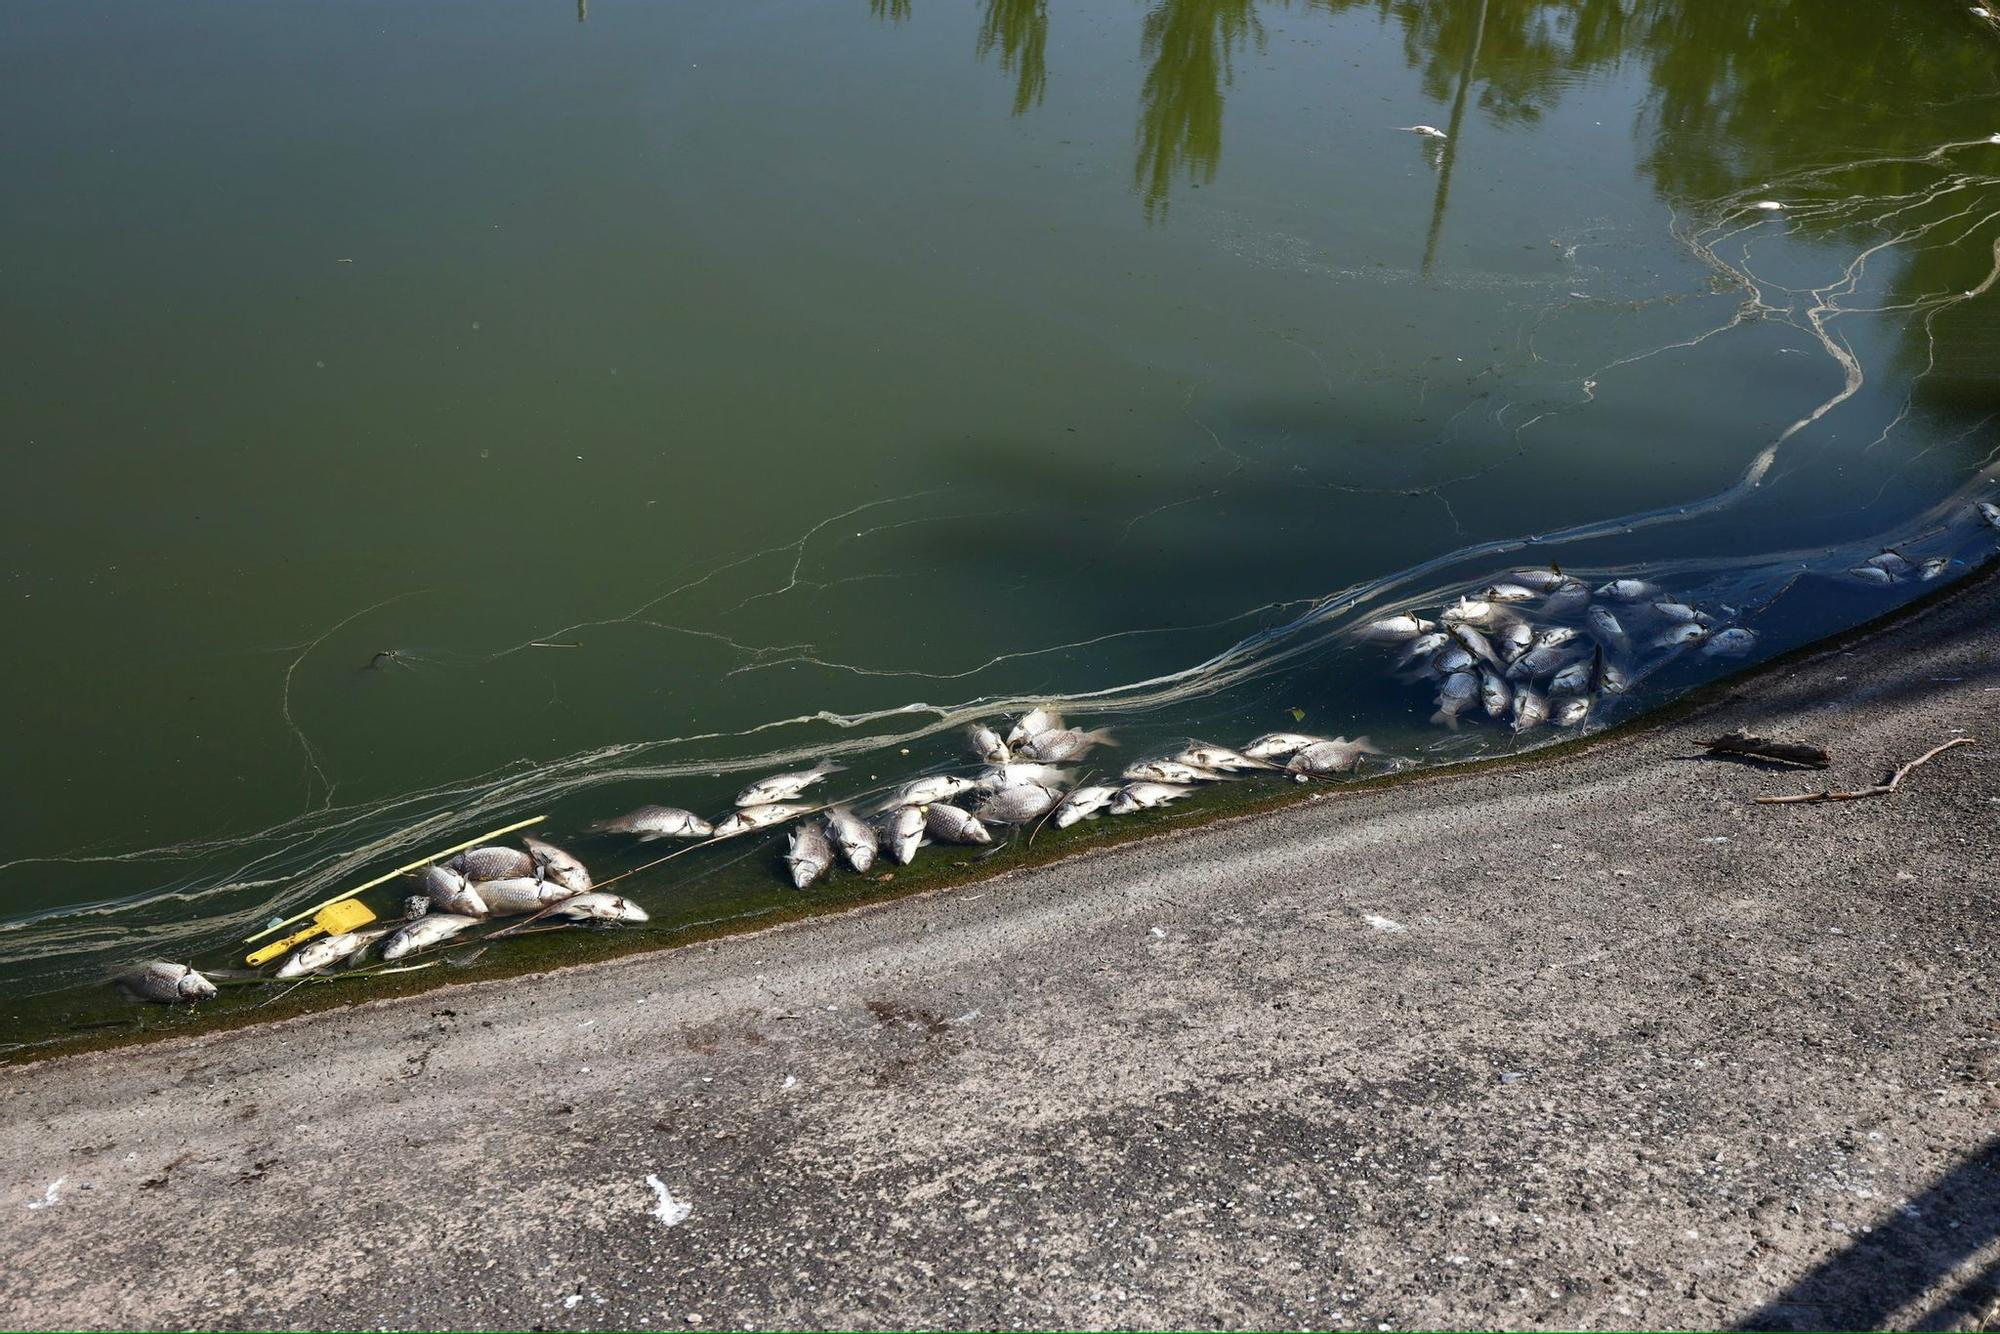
[242,814,546,944]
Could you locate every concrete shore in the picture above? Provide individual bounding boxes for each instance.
[3,573,1998,1331]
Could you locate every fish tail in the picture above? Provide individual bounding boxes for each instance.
[813,760,849,777]
[1085,728,1119,747]
[1428,710,1461,731]
[1352,735,1381,754]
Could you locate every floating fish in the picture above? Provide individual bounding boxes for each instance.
[1479,669,1513,718]
[474,877,578,916]
[924,804,992,846]
[1979,500,2000,528]
[1478,583,1538,603]
[1549,659,1594,695]
[1122,758,1220,785]
[974,783,1065,826]
[1169,742,1270,773]
[523,837,592,893]
[1597,656,1632,696]
[419,864,488,917]
[1017,727,1115,763]
[784,822,835,889]
[1595,578,1659,602]
[588,806,714,841]
[447,846,537,881]
[1651,622,1710,650]
[1541,578,1592,615]
[1286,737,1379,777]
[1398,124,1447,139]
[1865,550,1912,576]
[1551,696,1591,727]
[1508,630,1583,680]
[1702,627,1758,657]
[1431,670,1479,729]
[1849,565,1895,585]
[1919,556,1952,581]
[1440,597,1495,626]
[1430,643,1476,676]
[1497,621,1535,661]
[735,762,845,809]
[1241,732,1323,761]
[116,960,217,1004]
[888,774,978,806]
[880,806,927,864]
[1450,624,1505,670]
[380,913,481,961]
[1359,614,1436,642]
[1506,569,1572,593]
[1511,687,1550,733]
[966,724,1011,764]
[1005,707,1064,746]
[711,803,816,839]
[1053,784,1121,828]
[274,928,391,979]
[1398,631,1451,666]
[975,762,1073,793]
[824,806,879,873]
[1585,606,1631,655]
[1651,600,1702,623]
[549,893,649,924]
[1107,782,1193,815]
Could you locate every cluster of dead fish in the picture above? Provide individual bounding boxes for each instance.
[1362,569,1760,734]
[1850,501,2000,585]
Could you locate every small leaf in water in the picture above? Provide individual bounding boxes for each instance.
[1289,706,1307,722]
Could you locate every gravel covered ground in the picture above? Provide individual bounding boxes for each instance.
[3,572,1998,1331]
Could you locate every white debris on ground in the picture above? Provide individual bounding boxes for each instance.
[25,1177,65,1210]
[1362,914,1409,934]
[645,1174,693,1227]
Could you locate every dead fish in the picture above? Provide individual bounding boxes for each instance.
[274,928,391,979]
[1511,687,1550,733]
[888,774,977,807]
[1597,657,1632,696]
[402,895,432,921]
[1430,643,1476,676]
[1551,696,1591,728]
[1241,732,1322,761]
[824,806,879,873]
[419,864,489,917]
[1286,737,1380,776]
[1004,707,1064,746]
[1439,597,1495,627]
[1979,500,2000,528]
[975,762,1073,793]
[924,804,992,846]
[1398,123,1448,139]
[116,960,218,1004]
[1651,600,1703,624]
[1541,578,1592,615]
[380,913,481,961]
[1107,782,1193,815]
[1478,582,1539,603]
[966,724,1011,764]
[447,846,537,881]
[1849,564,1895,585]
[974,783,1064,825]
[880,806,927,864]
[1397,631,1451,666]
[1505,568,1571,592]
[711,803,816,839]
[1497,621,1535,661]
[1359,614,1437,642]
[1508,629,1584,680]
[588,806,713,841]
[1651,622,1710,650]
[1018,727,1115,763]
[1169,742,1270,773]
[1479,669,1513,718]
[475,876,578,916]
[549,893,649,923]
[1919,556,1953,581]
[1122,758,1219,785]
[1053,784,1121,828]
[1549,659,1594,695]
[735,761,845,808]
[1595,578,1660,602]
[1450,624,1505,670]
[523,836,592,893]
[1585,606,1631,655]
[784,822,835,890]
[1702,627,1758,657]
[1430,670,1479,729]
[1865,550,1913,576]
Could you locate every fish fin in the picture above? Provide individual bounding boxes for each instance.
[1428,710,1461,731]
[1352,736,1381,754]
[812,761,849,777]
[1085,728,1119,747]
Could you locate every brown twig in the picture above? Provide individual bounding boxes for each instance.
[1754,737,1975,805]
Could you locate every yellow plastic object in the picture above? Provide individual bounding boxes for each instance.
[245,898,379,968]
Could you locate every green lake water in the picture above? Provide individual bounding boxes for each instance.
[5,0,2000,1046]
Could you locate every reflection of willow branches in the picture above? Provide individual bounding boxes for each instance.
[870,0,912,22]
[1134,0,1263,220]
[977,0,1049,115]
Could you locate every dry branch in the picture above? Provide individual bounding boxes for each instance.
[1754,737,1975,805]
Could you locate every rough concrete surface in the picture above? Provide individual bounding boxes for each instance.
[3,574,1999,1332]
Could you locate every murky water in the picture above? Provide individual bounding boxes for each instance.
[6,0,2000,1045]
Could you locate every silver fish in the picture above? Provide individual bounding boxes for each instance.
[1585,606,1631,655]
[1053,784,1121,828]
[1597,657,1632,695]
[1479,582,1538,603]
[1430,643,1476,676]
[1979,499,2000,528]
[1511,687,1550,733]
[1018,727,1115,763]
[1439,597,1495,627]
[549,892,649,923]
[1541,578,1592,615]
[880,805,926,864]
[1359,614,1436,642]
[924,803,992,846]
[735,761,845,809]
[1551,696,1591,727]
[1450,624,1504,669]
[475,876,578,916]
[1479,669,1513,718]
[1509,637,1584,681]
[447,846,537,881]
[823,806,879,873]
[1497,621,1535,661]
[1398,631,1451,666]
[712,803,816,839]
[1431,670,1479,729]
[1004,707,1064,746]
[1506,568,1572,592]
[1919,556,1952,581]
[117,960,217,1004]
[1286,737,1379,776]
[888,774,977,807]
[1107,782,1192,815]
[966,724,1011,764]
[784,822,835,890]
[1169,742,1269,773]
[523,836,592,893]
[402,895,432,921]
[1241,732,1321,761]
[1701,627,1758,657]
[589,806,713,840]
[1651,600,1701,623]
[1865,550,1912,576]
[1595,578,1659,602]
[274,928,391,979]
[419,864,489,917]
[1849,565,1895,585]
[1549,660,1594,695]
[1651,622,1710,650]
[1122,758,1219,785]
[975,762,1073,793]
[380,913,481,961]
[974,783,1065,826]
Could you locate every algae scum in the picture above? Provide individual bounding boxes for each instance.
[5,0,2000,1051]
